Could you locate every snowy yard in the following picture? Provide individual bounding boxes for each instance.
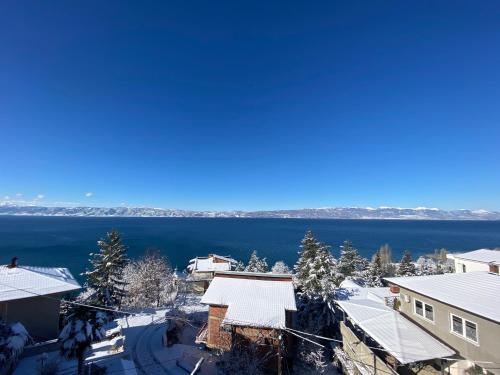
[15,294,217,375]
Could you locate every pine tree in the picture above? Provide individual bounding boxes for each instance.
[397,250,417,277]
[364,251,384,287]
[244,250,268,273]
[234,260,245,271]
[271,260,291,274]
[338,240,364,279]
[84,230,128,308]
[294,231,340,335]
[0,321,30,372]
[59,307,106,375]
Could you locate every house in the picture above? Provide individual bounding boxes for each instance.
[186,254,237,293]
[0,258,81,341]
[446,249,500,274]
[385,272,500,375]
[198,271,296,373]
[333,279,454,375]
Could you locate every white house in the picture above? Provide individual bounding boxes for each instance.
[446,249,500,274]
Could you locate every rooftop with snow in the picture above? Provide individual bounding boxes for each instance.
[0,264,81,302]
[200,271,296,329]
[187,254,236,273]
[448,248,500,265]
[337,298,455,364]
[385,271,500,323]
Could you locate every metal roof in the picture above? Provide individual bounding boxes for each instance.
[337,299,455,364]
[0,265,81,302]
[453,249,500,265]
[200,273,296,329]
[385,272,500,322]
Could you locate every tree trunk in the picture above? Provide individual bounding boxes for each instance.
[77,353,84,375]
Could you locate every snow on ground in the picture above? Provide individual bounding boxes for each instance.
[15,294,212,375]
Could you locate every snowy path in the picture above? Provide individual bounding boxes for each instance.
[120,311,174,375]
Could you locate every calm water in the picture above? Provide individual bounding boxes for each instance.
[1,216,500,282]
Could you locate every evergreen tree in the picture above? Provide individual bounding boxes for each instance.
[396,250,417,277]
[294,231,340,335]
[84,230,128,308]
[234,260,245,271]
[364,251,384,287]
[59,307,106,375]
[271,260,291,274]
[0,321,30,372]
[244,250,268,273]
[338,240,365,279]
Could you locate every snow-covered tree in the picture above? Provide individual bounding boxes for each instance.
[244,250,268,273]
[295,231,341,335]
[271,260,291,274]
[83,230,128,308]
[396,250,417,277]
[234,260,245,271]
[364,251,384,287]
[0,321,31,372]
[338,240,366,280]
[417,256,437,276]
[296,342,328,374]
[59,307,106,375]
[123,250,176,308]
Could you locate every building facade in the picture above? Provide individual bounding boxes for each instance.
[386,272,500,375]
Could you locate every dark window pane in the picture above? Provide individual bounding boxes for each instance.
[452,315,463,334]
[465,321,477,342]
[415,300,423,316]
[425,304,434,321]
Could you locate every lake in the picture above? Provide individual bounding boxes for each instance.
[1,216,500,282]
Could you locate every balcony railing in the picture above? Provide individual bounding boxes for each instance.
[195,322,208,344]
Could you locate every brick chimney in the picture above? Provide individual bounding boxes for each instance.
[7,257,18,268]
[489,264,499,274]
[389,285,400,294]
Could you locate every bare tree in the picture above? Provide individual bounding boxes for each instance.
[123,250,176,308]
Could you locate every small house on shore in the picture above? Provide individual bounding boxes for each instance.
[197,271,297,373]
[186,254,237,293]
[446,249,500,274]
[0,258,81,341]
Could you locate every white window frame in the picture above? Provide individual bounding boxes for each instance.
[450,313,479,345]
[413,298,435,323]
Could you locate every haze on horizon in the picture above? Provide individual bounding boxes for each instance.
[1,1,500,211]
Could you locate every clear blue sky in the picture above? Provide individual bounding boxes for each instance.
[1,1,500,211]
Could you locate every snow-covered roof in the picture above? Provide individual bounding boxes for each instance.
[200,272,296,329]
[336,279,398,304]
[337,299,455,364]
[385,272,500,322]
[451,249,500,265]
[187,254,236,272]
[0,265,81,302]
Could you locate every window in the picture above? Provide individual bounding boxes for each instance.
[462,264,466,273]
[414,299,434,322]
[425,304,434,321]
[450,314,478,344]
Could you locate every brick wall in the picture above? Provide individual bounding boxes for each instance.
[207,305,231,350]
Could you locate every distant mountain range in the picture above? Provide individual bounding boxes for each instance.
[0,204,499,220]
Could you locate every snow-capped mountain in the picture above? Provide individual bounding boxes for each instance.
[0,204,499,220]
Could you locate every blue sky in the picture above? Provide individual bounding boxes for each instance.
[1,1,500,211]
